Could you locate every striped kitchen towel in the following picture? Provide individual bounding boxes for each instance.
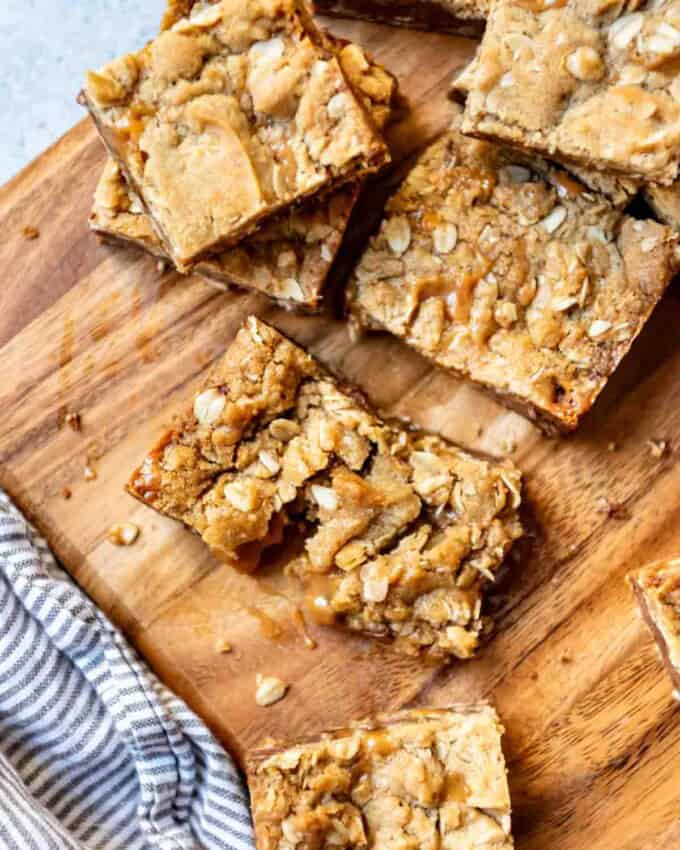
[0,489,255,850]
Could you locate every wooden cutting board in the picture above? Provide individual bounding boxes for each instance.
[1,19,679,850]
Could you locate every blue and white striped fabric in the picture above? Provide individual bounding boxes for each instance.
[0,490,256,850]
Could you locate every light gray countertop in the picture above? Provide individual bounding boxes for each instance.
[1,0,165,186]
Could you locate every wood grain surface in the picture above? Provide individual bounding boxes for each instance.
[1,19,679,850]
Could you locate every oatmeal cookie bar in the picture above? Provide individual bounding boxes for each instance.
[81,0,390,270]
[127,317,523,660]
[462,0,680,184]
[347,116,679,433]
[247,705,513,850]
[90,41,396,311]
[629,560,680,697]
[314,0,486,36]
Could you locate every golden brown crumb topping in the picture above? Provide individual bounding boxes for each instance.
[127,317,523,660]
[83,0,389,268]
[348,114,679,432]
[462,0,680,183]
[247,706,513,850]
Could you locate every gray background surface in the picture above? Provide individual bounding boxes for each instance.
[1,0,165,185]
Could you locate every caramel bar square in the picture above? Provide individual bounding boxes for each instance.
[629,559,680,697]
[90,41,396,311]
[127,317,523,660]
[246,705,513,850]
[81,0,389,270]
[462,0,680,184]
[348,115,679,433]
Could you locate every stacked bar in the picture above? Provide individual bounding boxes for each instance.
[82,0,394,310]
[127,317,523,660]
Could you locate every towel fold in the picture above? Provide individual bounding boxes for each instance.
[0,490,255,850]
